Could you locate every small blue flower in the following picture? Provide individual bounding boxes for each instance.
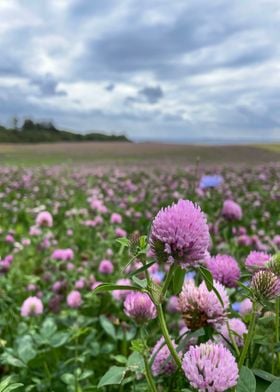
[232,302,241,312]
[199,175,223,189]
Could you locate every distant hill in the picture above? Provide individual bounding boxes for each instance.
[0,120,130,143]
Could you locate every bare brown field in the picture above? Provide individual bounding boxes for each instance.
[0,142,279,166]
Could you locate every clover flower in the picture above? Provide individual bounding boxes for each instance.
[150,199,210,268]
[183,342,239,392]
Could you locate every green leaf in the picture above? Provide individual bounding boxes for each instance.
[199,266,213,290]
[0,376,23,392]
[1,352,25,368]
[127,352,145,373]
[237,281,254,296]
[240,273,252,279]
[100,343,114,354]
[256,378,270,392]
[128,261,155,277]
[61,374,75,385]
[198,266,224,306]
[265,380,280,392]
[116,325,137,341]
[237,367,256,392]
[92,283,142,295]
[41,318,57,338]
[253,369,278,383]
[17,336,37,364]
[254,335,270,346]
[116,238,130,247]
[172,266,185,294]
[132,276,147,288]
[99,315,116,340]
[97,366,126,388]
[79,370,94,380]
[90,342,100,357]
[0,377,14,392]
[211,285,224,306]
[258,316,275,327]
[139,235,147,249]
[121,255,138,272]
[111,355,127,365]
[117,237,130,257]
[2,385,23,392]
[49,332,69,348]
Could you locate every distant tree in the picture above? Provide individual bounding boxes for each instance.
[40,121,58,132]
[0,118,130,143]
[22,119,36,131]
[12,116,19,130]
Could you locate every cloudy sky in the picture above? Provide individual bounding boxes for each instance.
[1,0,280,142]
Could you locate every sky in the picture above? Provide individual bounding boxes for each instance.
[0,0,280,142]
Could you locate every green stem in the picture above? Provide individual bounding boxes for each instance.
[275,298,280,372]
[226,320,240,357]
[161,264,176,300]
[75,336,79,392]
[141,256,153,289]
[156,304,182,369]
[143,355,158,392]
[140,328,157,392]
[238,302,257,369]
[44,361,52,385]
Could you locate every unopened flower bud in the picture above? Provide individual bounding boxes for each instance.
[251,270,280,301]
[267,253,280,277]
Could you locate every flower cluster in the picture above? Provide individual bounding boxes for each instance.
[222,200,242,220]
[151,337,179,376]
[182,342,239,391]
[206,254,240,287]
[124,292,157,324]
[245,251,270,272]
[178,280,229,329]
[149,199,210,267]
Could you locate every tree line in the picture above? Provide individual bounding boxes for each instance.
[0,119,130,143]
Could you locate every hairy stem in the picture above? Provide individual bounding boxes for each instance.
[143,355,158,392]
[140,328,157,392]
[275,298,280,373]
[161,263,176,300]
[226,320,240,357]
[156,304,182,369]
[238,302,257,369]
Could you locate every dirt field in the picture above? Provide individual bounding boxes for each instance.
[0,142,279,166]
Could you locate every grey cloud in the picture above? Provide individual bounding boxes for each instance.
[0,0,280,141]
[67,0,118,21]
[139,86,164,104]
[30,74,67,97]
[105,83,115,91]
[80,2,249,79]
[125,85,164,105]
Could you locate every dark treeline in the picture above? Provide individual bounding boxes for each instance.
[0,119,130,143]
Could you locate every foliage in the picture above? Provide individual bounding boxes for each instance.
[0,119,130,143]
[0,163,279,390]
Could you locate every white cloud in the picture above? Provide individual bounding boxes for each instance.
[0,0,279,141]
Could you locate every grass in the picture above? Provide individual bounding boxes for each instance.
[0,142,279,166]
[255,144,280,153]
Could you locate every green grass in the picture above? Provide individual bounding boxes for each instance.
[0,142,279,166]
[255,144,280,153]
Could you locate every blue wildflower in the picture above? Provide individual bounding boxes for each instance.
[199,175,223,189]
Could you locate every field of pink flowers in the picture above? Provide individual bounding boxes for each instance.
[0,163,280,391]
